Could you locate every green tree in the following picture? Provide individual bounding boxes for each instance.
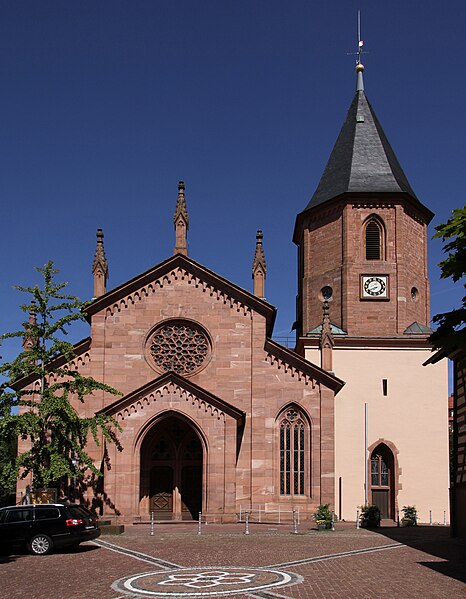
[0,433,17,505]
[0,261,121,494]
[430,206,466,354]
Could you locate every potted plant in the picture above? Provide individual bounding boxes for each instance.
[401,505,418,526]
[313,503,333,530]
[359,504,381,528]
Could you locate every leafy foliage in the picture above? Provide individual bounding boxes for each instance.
[359,504,381,527]
[0,433,17,505]
[313,503,332,524]
[401,505,418,523]
[430,207,466,354]
[0,261,122,492]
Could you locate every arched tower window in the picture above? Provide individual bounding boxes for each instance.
[365,218,384,260]
[279,407,308,496]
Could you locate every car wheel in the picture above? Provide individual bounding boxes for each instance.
[28,534,53,555]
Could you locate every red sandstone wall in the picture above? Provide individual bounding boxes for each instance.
[17,266,334,521]
[298,199,430,337]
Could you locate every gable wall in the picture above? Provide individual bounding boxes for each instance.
[76,268,334,518]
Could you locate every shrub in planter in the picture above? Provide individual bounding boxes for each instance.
[401,505,418,526]
[359,504,381,528]
[313,503,333,530]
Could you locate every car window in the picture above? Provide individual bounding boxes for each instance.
[0,510,6,524]
[6,508,34,522]
[67,506,94,520]
[35,507,60,520]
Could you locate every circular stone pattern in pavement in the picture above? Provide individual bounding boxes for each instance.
[113,566,301,597]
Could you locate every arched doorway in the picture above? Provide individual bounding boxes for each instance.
[140,415,203,520]
[370,443,395,519]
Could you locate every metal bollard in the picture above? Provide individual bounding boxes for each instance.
[429,510,432,526]
[331,510,335,531]
[356,509,360,529]
[397,510,400,527]
[150,511,155,536]
[292,509,298,534]
[198,512,202,535]
[245,510,250,535]
[444,510,447,526]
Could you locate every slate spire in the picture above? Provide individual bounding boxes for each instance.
[303,62,431,217]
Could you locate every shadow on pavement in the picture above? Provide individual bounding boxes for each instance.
[369,524,466,584]
[0,552,18,564]
[0,542,100,561]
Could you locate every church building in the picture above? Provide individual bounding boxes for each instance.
[17,62,449,524]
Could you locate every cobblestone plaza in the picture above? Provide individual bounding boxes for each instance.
[1,522,464,598]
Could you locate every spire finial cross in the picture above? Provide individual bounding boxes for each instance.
[347,11,368,67]
[357,10,364,65]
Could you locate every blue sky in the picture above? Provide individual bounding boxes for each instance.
[0,1,465,368]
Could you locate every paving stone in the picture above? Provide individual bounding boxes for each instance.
[0,522,464,598]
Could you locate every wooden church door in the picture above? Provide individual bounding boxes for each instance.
[370,444,394,520]
[147,416,203,520]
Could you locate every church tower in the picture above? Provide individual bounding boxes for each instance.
[294,63,434,339]
[293,56,449,524]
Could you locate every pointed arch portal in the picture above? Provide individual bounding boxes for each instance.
[140,415,203,520]
[370,443,395,519]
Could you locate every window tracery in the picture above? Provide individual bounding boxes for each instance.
[148,320,211,376]
[279,408,307,496]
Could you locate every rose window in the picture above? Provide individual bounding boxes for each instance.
[148,320,211,375]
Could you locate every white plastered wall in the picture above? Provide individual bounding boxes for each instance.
[305,345,449,523]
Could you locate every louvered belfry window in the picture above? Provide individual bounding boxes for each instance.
[365,220,381,260]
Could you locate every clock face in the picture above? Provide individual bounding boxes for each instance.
[362,276,388,298]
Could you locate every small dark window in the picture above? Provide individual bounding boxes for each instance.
[371,455,389,487]
[6,508,34,522]
[320,286,333,301]
[366,221,381,260]
[35,507,60,520]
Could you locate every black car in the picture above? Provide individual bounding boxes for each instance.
[0,503,101,555]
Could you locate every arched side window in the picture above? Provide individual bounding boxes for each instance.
[279,407,307,496]
[365,218,384,260]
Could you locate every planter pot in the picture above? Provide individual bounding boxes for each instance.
[317,522,332,531]
[401,518,417,527]
[362,519,380,528]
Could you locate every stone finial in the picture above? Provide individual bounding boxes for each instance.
[174,180,189,256]
[92,228,109,298]
[320,299,334,372]
[252,229,267,299]
[22,299,38,351]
